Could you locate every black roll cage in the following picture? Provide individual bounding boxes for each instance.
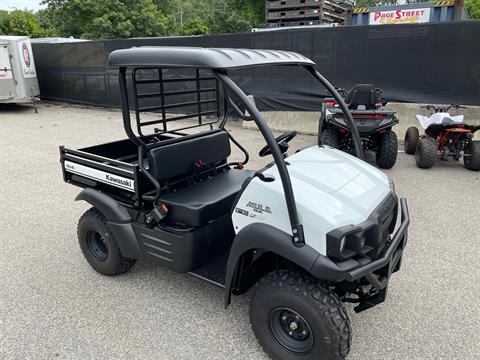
[117,63,363,245]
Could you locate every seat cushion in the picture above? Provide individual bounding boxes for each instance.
[159,169,254,227]
[148,131,231,181]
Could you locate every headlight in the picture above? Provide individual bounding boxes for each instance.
[326,227,369,261]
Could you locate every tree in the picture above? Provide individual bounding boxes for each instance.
[0,10,46,37]
[182,17,209,36]
[466,0,480,19]
[154,0,263,35]
[42,0,169,39]
[36,0,267,39]
[0,10,9,35]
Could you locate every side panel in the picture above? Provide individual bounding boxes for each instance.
[132,213,235,273]
[66,160,135,192]
[0,43,16,100]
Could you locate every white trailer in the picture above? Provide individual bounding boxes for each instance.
[0,36,40,104]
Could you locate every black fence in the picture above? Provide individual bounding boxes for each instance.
[32,21,480,111]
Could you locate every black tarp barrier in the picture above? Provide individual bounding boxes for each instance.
[32,21,480,111]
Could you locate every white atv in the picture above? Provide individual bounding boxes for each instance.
[404,105,480,170]
[60,47,410,359]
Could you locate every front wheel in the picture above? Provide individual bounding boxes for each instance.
[250,271,351,360]
[464,141,480,171]
[77,208,136,275]
[404,127,419,154]
[376,130,398,169]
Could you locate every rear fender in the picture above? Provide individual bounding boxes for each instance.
[75,188,142,259]
[224,223,320,306]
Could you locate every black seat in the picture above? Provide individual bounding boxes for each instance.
[160,169,254,226]
[148,130,231,181]
[147,130,254,227]
[345,84,380,110]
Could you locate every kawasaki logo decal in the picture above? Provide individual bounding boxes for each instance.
[64,161,135,192]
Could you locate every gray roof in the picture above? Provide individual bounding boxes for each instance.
[107,46,315,68]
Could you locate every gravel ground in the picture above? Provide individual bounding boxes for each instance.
[1,103,479,360]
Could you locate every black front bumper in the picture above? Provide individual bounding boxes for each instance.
[346,198,409,282]
[312,198,409,295]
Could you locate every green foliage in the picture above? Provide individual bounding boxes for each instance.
[1,0,265,39]
[182,17,209,36]
[0,9,47,37]
[41,0,168,39]
[174,0,264,35]
[466,0,480,19]
[0,10,9,35]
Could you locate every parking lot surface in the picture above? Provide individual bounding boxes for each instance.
[1,103,479,360]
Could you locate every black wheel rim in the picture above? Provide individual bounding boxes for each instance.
[86,231,108,261]
[268,307,314,354]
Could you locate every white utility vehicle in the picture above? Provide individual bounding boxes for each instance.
[60,47,409,360]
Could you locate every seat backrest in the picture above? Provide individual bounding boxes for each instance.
[345,84,379,110]
[148,130,231,181]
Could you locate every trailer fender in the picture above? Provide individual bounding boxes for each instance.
[224,223,320,306]
[75,188,142,259]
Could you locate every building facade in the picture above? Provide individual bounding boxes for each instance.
[351,1,469,26]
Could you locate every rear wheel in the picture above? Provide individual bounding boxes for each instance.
[77,208,136,275]
[250,271,351,360]
[415,137,437,169]
[404,127,419,154]
[376,130,398,169]
[320,128,339,149]
[464,141,480,171]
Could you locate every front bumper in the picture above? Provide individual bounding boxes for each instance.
[312,198,409,292]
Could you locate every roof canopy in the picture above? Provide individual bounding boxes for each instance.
[107,46,315,69]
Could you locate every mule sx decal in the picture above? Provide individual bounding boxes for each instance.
[246,201,272,214]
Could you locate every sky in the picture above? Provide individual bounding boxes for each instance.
[0,0,45,12]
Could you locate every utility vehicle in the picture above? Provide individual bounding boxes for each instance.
[404,104,480,170]
[60,47,409,360]
[319,84,399,169]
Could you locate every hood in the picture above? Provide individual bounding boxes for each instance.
[263,146,391,236]
[233,145,393,256]
[285,146,387,194]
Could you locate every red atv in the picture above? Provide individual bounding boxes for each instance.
[404,105,480,170]
[319,84,399,169]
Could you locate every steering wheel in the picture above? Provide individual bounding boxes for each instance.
[259,130,297,157]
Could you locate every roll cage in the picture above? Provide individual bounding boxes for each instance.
[110,46,363,245]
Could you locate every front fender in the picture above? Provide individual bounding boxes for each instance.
[224,223,320,306]
[75,188,142,259]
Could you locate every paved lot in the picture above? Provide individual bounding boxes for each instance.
[1,103,479,360]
